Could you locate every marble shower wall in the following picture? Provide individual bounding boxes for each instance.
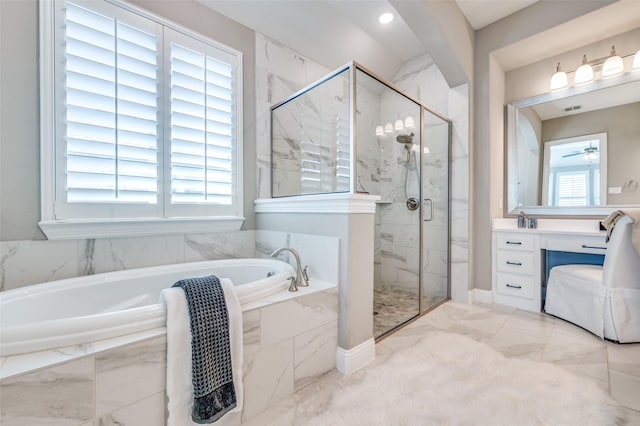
[0,231,256,292]
[256,37,469,301]
[376,53,469,302]
[271,70,351,197]
[255,33,335,199]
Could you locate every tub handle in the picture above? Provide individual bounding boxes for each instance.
[288,276,298,292]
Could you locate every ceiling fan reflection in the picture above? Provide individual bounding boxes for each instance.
[562,146,599,159]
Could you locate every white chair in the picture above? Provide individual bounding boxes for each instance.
[545,215,640,342]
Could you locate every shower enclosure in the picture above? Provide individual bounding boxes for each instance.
[271,62,451,339]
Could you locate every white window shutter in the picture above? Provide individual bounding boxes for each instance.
[64,2,159,205]
[167,30,238,210]
[557,171,588,206]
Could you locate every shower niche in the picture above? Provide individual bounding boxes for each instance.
[271,62,451,339]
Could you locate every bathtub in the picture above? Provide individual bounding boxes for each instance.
[0,258,295,357]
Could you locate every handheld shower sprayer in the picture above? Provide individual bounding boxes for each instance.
[395,132,415,146]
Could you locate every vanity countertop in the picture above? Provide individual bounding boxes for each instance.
[492,218,606,237]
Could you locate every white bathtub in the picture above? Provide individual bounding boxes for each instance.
[0,258,295,357]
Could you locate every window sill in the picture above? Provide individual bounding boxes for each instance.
[38,217,245,240]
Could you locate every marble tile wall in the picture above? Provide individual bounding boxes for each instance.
[0,230,256,292]
[241,288,339,422]
[0,289,338,426]
[255,33,335,199]
[255,34,469,305]
[0,335,166,426]
[374,54,469,304]
[255,230,340,284]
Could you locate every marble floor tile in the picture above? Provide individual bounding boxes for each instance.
[620,407,640,424]
[488,326,547,361]
[243,301,640,425]
[610,370,640,411]
[542,321,609,382]
[607,342,640,378]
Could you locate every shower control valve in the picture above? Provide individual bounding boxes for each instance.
[406,197,419,211]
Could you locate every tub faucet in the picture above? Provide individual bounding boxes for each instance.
[270,247,309,288]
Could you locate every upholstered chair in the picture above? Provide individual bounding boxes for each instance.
[545,214,640,342]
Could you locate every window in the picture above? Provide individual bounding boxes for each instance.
[40,0,243,239]
[541,133,607,208]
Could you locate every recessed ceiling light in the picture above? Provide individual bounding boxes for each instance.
[379,13,394,24]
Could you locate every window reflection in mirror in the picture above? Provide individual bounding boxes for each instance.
[541,134,606,207]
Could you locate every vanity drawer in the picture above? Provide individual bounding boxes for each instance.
[495,233,537,251]
[496,251,535,275]
[541,235,607,255]
[495,272,536,300]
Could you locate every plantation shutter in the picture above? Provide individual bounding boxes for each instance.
[299,95,350,194]
[335,106,350,192]
[169,35,235,205]
[557,171,588,206]
[64,2,159,204]
[49,0,242,226]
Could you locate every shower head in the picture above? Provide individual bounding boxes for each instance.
[395,132,414,144]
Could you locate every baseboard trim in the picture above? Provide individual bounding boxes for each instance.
[468,289,493,304]
[336,338,375,375]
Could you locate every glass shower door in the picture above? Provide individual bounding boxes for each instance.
[355,69,422,338]
[421,108,450,312]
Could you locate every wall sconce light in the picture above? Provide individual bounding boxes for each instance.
[394,118,404,131]
[550,62,568,90]
[633,50,640,70]
[404,116,415,128]
[574,55,594,85]
[375,125,384,136]
[384,122,393,133]
[602,45,624,77]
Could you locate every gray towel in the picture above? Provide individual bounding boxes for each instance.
[172,275,236,423]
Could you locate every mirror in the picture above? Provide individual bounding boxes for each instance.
[506,76,640,215]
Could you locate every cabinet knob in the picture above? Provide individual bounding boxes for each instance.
[506,283,522,289]
[506,261,522,266]
[506,241,522,245]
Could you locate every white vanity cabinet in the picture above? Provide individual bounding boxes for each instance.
[492,231,541,312]
[491,219,607,313]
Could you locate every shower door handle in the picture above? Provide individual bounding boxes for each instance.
[423,198,433,222]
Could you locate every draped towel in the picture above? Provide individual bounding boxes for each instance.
[602,209,640,255]
[162,276,243,425]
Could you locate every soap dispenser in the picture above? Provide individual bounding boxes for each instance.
[518,211,526,228]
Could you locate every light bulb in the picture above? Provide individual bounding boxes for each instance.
[394,119,404,130]
[550,62,568,90]
[379,13,393,24]
[574,55,594,85]
[375,125,384,136]
[602,45,624,77]
[404,116,415,128]
[384,122,393,133]
[633,49,640,70]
